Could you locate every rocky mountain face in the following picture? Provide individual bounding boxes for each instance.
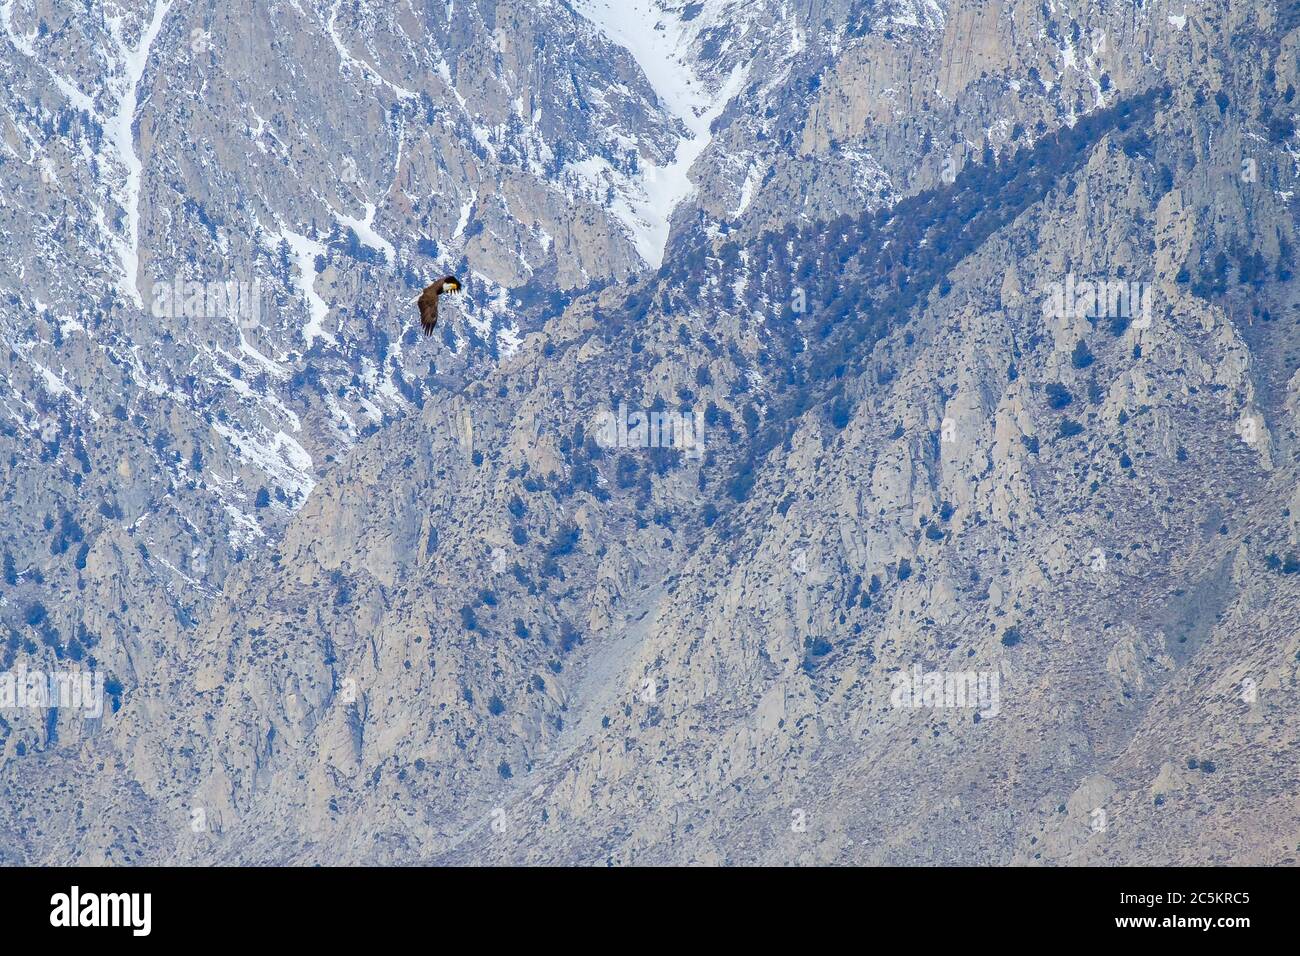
[1,0,1298,865]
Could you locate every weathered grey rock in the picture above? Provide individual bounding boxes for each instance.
[1,0,1298,867]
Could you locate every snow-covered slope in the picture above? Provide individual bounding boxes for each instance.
[570,0,748,266]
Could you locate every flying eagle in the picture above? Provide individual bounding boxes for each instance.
[418,275,462,336]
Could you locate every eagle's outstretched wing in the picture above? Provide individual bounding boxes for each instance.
[417,285,440,335]
[417,275,462,337]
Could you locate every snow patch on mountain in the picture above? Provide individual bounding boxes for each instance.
[211,417,316,504]
[326,0,415,99]
[886,0,947,30]
[732,164,762,217]
[274,227,336,347]
[0,0,36,57]
[571,0,748,267]
[336,202,395,263]
[453,190,477,240]
[104,0,173,309]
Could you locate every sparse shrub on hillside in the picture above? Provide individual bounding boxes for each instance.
[1045,383,1073,410]
[104,676,124,712]
[559,622,583,653]
[540,522,580,579]
[25,602,46,627]
[727,457,756,501]
[615,455,638,489]
[829,396,852,429]
[1266,552,1300,574]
